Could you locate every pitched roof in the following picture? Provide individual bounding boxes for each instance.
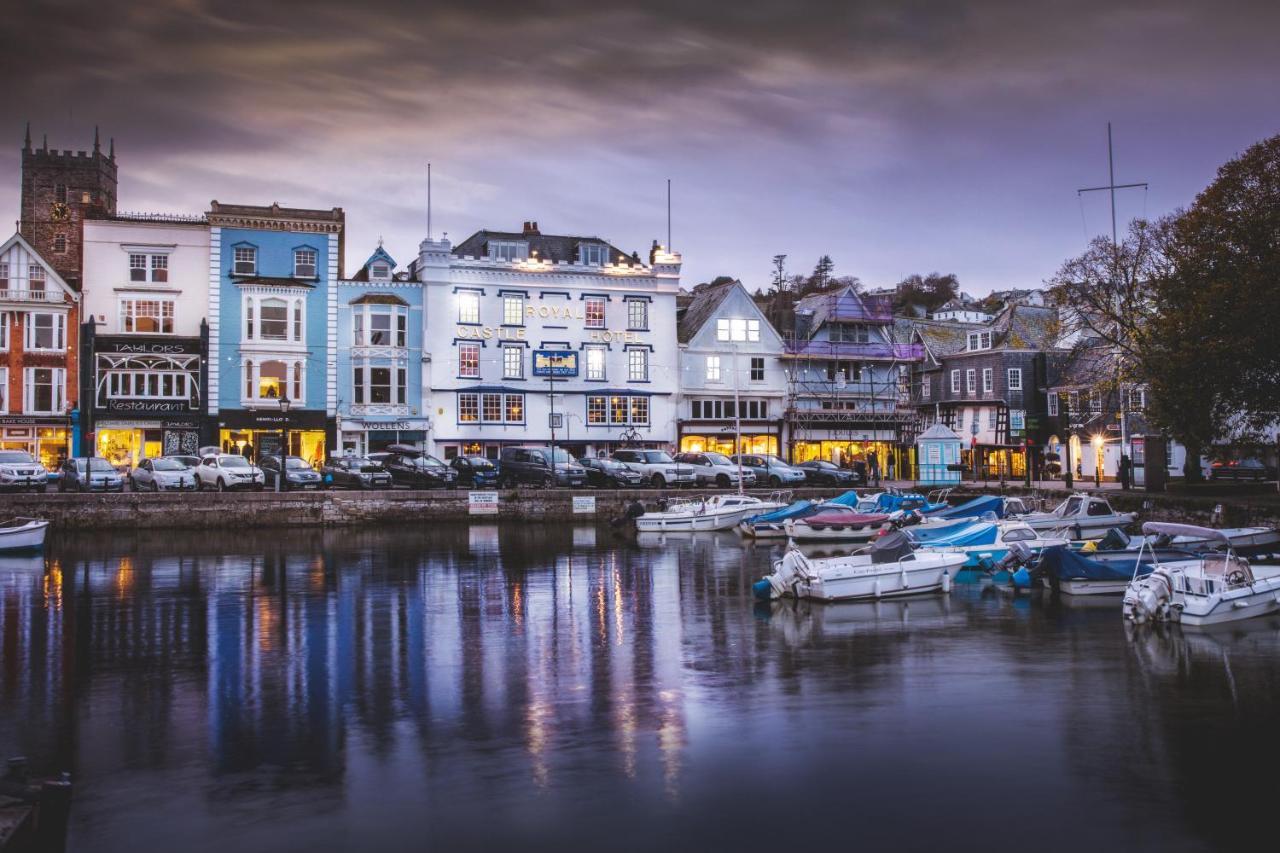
[452,227,637,266]
[0,232,77,298]
[918,423,962,441]
[911,318,987,360]
[992,303,1063,350]
[793,285,891,336]
[677,281,737,343]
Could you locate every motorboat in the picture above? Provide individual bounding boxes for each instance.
[914,521,1071,569]
[1016,494,1135,540]
[634,493,788,532]
[754,531,968,602]
[0,518,50,553]
[1032,544,1197,596]
[1099,525,1280,560]
[1122,522,1280,626]
[926,494,1020,520]
[783,506,890,543]
[739,490,862,538]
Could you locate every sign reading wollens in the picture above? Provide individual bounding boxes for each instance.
[533,350,579,377]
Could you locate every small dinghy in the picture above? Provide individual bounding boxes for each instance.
[1122,523,1280,626]
[754,531,967,602]
[783,506,890,543]
[0,518,50,553]
[635,493,788,533]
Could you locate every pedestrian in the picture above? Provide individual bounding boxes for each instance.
[887,456,896,482]
[869,452,880,487]
[1118,454,1132,490]
[244,441,255,462]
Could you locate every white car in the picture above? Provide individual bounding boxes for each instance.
[674,452,758,489]
[0,450,48,492]
[195,454,265,491]
[131,456,199,492]
[610,449,696,488]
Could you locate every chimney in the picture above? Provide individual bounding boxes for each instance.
[523,220,539,236]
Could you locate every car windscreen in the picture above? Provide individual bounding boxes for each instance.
[221,456,251,469]
[0,451,36,464]
[761,455,787,466]
[88,459,116,473]
[641,451,674,464]
[152,459,186,472]
[466,458,495,469]
[812,461,837,469]
[705,453,733,466]
[548,449,572,463]
[285,457,310,470]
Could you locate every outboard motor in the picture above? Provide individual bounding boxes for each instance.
[754,549,811,600]
[1097,527,1131,551]
[994,541,1037,588]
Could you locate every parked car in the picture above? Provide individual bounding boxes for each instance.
[321,456,393,490]
[167,455,202,470]
[373,445,458,489]
[195,454,265,491]
[673,452,757,489]
[498,446,587,488]
[1209,458,1274,482]
[610,449,695,489]
[0,450,49,492]
[579,456,646,488]
[731,454,807,487]
[59,457,125,492]
[130,456,199,492]
[796,459,859,487]
[449,455,500,488]
[260,455,324,490]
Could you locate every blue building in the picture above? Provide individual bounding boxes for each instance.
[334,245,429,456]
[206,201,344,463]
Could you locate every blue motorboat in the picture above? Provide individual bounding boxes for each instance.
[739,490,863,538]
[1028,544,1198,596]
[925,494,1009,520]
[912,521,1071,568]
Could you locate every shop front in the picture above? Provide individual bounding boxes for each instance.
[95,418,204,467]
[0,417,73,472]
[791,437,898,470]
[337,417,430,458]
[677,421,782,457]
[218,409,330,466]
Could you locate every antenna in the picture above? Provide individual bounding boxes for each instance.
[427,162,432,239]
[1077,122,1147,247]
[666,178,671,252]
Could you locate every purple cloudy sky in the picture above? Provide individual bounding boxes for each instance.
[2,0,1277,291]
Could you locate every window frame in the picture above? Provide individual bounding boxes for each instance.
[293,247,318,278]
[627,347,649,382]
[626,299,648,330]
[233,245,257,275]
[584,297,607,329]
[457,342,481,378]
[118,296,176,335]
[24,312,66,352]
[965,369,976,395]
[23,367,66,414]
[705,355,721,383]
[950,369,960,394]
[502,294,525,326]
[457,290,481,325]
[502,345,524,380]
[1007,368,1023,391]
[750,356,765,382]
[982,368,993,394]
[585,345,606,381]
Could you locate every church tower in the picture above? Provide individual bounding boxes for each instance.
[19,125,118,289]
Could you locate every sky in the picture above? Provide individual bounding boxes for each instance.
[2,0,1278,292]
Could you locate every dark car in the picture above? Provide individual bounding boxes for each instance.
[450,455,499,488]
[260,455,324,490]
[375,445,458,489]
[1209,458,1274,482]
[59,457,125,492]
[579,457,645,488]
[321,456,393,490]
[796,459,858,486]
[498,446,587,488]
[731,454,808,487]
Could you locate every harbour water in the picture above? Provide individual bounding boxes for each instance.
[2,524,1278,852]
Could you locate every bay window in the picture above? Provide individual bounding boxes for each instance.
[242,292,306,343]
[504,394,524,423]
[587,396,607,424]
[352,305,407,347]
[352,365,407,405]
[458,393,480,422]
[260,299,288,340]
[120,297,175,334]
[610,395,629,424]
[630,396,649,425]
[482,393,503,422]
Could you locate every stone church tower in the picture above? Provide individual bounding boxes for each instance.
[19,125,118,289]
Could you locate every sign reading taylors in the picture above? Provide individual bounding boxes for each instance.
[95,335,203,356]
[533,350,579,377]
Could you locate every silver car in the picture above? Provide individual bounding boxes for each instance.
[131,456,199,492]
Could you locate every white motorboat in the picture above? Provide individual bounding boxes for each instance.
[754,532,968,602]
[1107,525,1280,559]
[1017,494,1135,540]
[1122,522,1280,626]
[0,518,50,553]
[634,493,788,533]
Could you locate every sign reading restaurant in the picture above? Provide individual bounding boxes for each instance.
[533,350,579,377]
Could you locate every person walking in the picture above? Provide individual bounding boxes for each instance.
[244,441,255,462]
[887,455,896,482]
[869,452,880,487]
[1118,454,1132,490]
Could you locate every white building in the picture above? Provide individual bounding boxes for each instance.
[675,280,787,456]
[81,214,211,461]
[414,222,681,460]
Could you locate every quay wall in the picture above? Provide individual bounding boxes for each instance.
[4,486,1279,532]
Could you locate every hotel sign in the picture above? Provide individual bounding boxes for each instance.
[533,350,579,377]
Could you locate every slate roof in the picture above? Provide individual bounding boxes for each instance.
[992,304,1062,350]
[911,318,987,362]
[452,227,637,265]
[677,281,738,344]
[794,285,891,334]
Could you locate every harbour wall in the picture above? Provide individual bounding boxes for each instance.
[3,485,1278,531]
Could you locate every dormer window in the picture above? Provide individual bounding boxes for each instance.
[294,248,317,278]
[967,331,992,351]
[233,246,257,275]
[371,263,390,279]
[489,240,527,262]
[578,243,608,265]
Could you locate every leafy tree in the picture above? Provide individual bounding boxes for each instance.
[893,272,959,313]
[809,255,834,291]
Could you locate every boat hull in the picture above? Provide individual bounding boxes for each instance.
[1021,516,1134,540]
[784,521,886,543]
[800,558,965,602]
[0,521,49,553]
[637,502,785,533]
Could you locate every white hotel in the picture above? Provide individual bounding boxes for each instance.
[413,222,681,460]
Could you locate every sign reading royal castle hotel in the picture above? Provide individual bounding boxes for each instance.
[414,221,681,461]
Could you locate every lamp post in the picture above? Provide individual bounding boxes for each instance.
[276,395,292,492]
[1092,433,1103,488]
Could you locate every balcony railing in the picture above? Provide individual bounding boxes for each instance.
[784,340,922,361]
[0,288,64,303]
[350,403,411,417]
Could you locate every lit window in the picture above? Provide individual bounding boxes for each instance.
[505,394,524,423]
[587,396,607,424]
[257,360,287,399]
[706,355,721,382]
[233,246,256,275]
[627,348,648,381]
[458,393,479,422]
[630,396,649,425]
[585,297,606,328]
[716,317,761,342]
[294,248,317,278]
[585,346,605,381]
[458,343,480,378]
[503,295,524,326]
[503,346,523,379]
[627,299,648,330]
[457,291,480,324]
[120,298,174,334]
[482,393,503,422]
[610,396,629,424]
[1007,369,1022,391]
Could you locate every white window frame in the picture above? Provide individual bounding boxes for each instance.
[585,297,607,329]
[1128,387,1145,411]
[626,299,648,330]
[578,243,608,265]
[0,312,7,352]
[921,377,930,399]
[982,368,993,393]
[0,366,7,413]
[1007,368,1023,391]
[106,370,190,401]
[1089,390,1103,412]
[458,392,480,423]
[706,355,721,383]
[293,248,318,278]
[119,296,176,335]
[627,347,649,382]
[1047,392,1059,416]
[233,246,257,275]
[950,370,960,394]
[488,240,527,262]
[458,343,481,378]
[352,304,407,347]
[503,346,523,379]
[717,318,761,343]
[457,290,481,324]
[23,367,66,415]
[24,312,66,352]
[587,395,607,424]
[503,294,525,326]
[966,369,976,394]
[352,364,405,405]
[585,346,606,381]
[750,356,765,382]
[241,291,307,344]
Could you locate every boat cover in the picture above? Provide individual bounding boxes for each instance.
[917,522,1000,548]
[906,519,990,544]
[829,491,863,507]
[796,508,888,526]
[744,500,815,524]
[1038,545,1152,581]
[871,493,949,514]
[871,530,914,564]
[927,495,1006,520]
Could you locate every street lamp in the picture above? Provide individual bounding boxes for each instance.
[276,395,292,492]
[1091,433,1103,488]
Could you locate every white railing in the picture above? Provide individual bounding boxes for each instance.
[0,288,63,303]
[350,403,411,417]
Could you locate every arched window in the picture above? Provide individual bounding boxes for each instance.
[259,299,287,340]
[259,360,287,399]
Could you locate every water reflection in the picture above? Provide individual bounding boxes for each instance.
[1,526,1278,852]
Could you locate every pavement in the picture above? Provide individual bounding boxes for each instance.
[877,478,1123,492]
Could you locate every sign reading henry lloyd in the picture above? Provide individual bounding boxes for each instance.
[532,350,579,377]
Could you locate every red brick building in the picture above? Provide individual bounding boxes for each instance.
[0,232,80,469]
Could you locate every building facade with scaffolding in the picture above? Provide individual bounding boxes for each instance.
[782,285,922,473]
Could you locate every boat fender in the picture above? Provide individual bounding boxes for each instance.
[942,570,952,593]
[873,579,882,599]
[900,568,909,589]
